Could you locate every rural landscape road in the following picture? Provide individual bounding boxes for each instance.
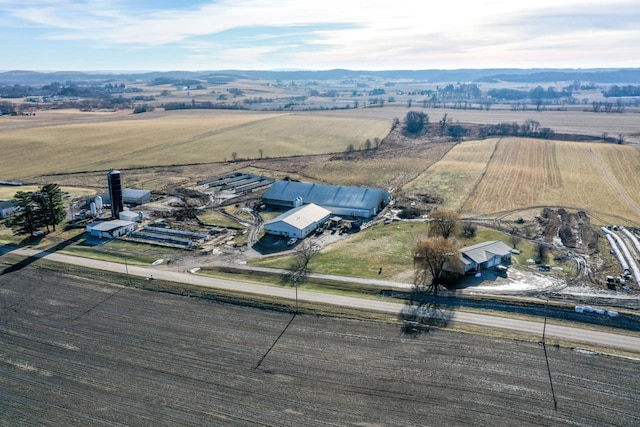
[4,247,640,353]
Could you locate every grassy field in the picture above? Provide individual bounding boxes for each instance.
[405,137,640,225]
[0,110,390,179]
[251,222,534,282]
[0,185,97,200]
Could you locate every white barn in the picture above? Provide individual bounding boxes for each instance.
[264,203,331,239]
[87,220,137,239]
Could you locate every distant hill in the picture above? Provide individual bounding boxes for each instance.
[1,68,639,85]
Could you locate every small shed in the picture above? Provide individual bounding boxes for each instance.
[264,203,331,239]
[87,220,137,239]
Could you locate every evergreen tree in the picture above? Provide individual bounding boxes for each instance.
[6,191,42,236]
[38,183,66,232]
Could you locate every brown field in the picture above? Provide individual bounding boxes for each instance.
[2,263,639,425]
[406,137,640,225]
[403,138,500,210]
[0,110,390,180]
[314,106,640,144]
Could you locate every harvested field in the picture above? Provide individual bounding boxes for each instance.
[315,106,640,143]
[0,110,389,179]
[406,137,640,224]
[403,138,499,210]
[462,139,640,223]
[1,264,639,425]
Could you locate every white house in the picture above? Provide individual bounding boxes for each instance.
[458,240,512,274]
[86,220,137,239]
[0,200,17,219]
[264,203,331,239]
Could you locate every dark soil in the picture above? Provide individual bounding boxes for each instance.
[1,264,639,426]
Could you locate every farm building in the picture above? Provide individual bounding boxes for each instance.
[119,210,142,222]
[264,203,331,239]
[263,180,391,219]
[0,200,17,219]
[458,241,512,274]
[97,189,151,206]
[86,220,137,239]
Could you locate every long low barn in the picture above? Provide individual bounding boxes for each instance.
[263,180,391,219]
[264,203,331,239]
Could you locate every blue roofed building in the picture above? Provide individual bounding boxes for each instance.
[262,180,391,219]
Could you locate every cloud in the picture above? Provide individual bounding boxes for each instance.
[0,0,638,69]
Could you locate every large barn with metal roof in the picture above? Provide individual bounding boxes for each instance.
[262,180,391,219]
[264,203,331,239]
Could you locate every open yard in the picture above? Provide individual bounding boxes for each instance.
[406,137,640,225]
[0,110,390,180]
[1,263,639,426]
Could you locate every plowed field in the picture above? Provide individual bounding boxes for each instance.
[2,264,639,426]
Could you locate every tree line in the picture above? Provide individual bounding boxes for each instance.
[4,184,66,237]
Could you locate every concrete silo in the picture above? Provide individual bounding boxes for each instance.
[107,169,124,219]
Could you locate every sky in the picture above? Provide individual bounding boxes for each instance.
[0,0,639,71]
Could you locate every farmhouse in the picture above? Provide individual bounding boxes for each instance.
[86,220,137,239]
[263,180,391,219]
[0,200,17,219]
[264,203,331,239]
[458,241,512,274]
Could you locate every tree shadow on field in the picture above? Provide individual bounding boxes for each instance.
[0,233,83,276]
[398,286,457,336]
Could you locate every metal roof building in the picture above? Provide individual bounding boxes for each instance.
[0,200,17,219]
[263,180,391,219]
[459,241,512,273]
[86,220,137,239]
[98,189,151,206]
[264,203,331,239]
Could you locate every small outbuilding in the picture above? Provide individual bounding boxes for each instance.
[86,220,137,239]
[458,240,512,274]
[264,203,331,239]
[0,200,17,219]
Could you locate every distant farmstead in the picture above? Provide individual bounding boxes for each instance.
[458,241,512,274]
[263,180,391,219]
[264,203,331,239]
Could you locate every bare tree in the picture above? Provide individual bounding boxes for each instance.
[258,148,264,159]
[231,151,238,161]
[286,240,321,285]
[428,210,460,239]
[462,222,477,238]
[413,237,461,295]
[509,228,523,249]
[364,139,372,150]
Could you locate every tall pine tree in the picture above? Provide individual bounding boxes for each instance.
[38,183,66,232]
[7,191,42,236]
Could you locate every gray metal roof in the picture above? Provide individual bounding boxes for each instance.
[460,240,512,263]
[0,200,15,209]
[263,180,390,211]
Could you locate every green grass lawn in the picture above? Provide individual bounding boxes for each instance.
[250,222,545,281]
[60,246,158,265]
[197,210,245,228]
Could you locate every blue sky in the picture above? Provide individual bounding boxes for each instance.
[1,0,638,71]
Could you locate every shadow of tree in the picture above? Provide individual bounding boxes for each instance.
[398,287,457,336]
[0,232,83,276]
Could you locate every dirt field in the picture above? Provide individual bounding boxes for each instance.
[1,264,639,426]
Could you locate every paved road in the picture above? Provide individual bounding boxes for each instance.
[4,247,640,352]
